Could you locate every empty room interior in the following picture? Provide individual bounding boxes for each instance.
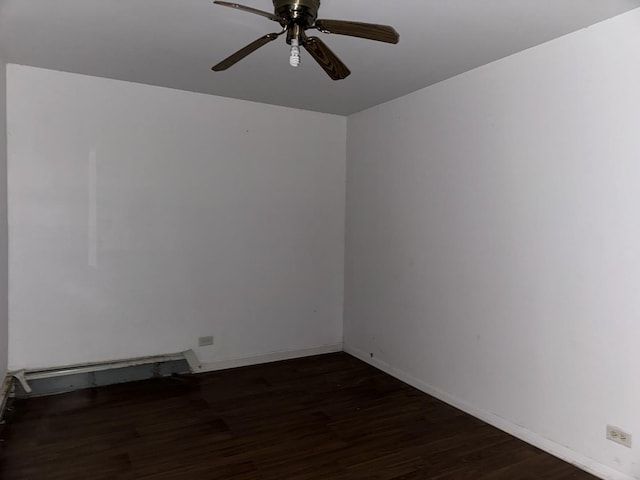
[1,1,640,479]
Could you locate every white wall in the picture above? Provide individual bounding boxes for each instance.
[0,57,8,379]
[345,9,640,480]
[8,65,346,370]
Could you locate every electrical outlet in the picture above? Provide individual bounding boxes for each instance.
[607,425,632,448]
[198,336,214,347]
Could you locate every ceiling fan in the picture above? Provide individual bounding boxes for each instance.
[212,0,399,80]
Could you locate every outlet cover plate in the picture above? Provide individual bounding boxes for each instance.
[607,425,632,448]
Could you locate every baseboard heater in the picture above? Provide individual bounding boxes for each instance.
[6,349,202,400]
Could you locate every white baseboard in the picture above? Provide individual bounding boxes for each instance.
[196,343,343,373]
[344,344,633,480]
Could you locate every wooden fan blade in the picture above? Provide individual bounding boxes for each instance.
[315,19,399,44]
[303,36,351,81]
[213,1,281,22]
[212,33,280,71]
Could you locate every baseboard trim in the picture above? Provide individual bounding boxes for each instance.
[197,343,343,373]
[344,344,632,480]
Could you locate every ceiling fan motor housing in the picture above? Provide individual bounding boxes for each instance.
[273,0,320,28]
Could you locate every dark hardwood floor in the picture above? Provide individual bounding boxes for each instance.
[0,353,596,479]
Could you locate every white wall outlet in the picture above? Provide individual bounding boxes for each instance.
[607,425,632,448]
[198,336,214,347]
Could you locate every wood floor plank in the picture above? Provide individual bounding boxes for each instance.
[0,353,597,479]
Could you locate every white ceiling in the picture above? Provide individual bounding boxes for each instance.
[1,0,639,115]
